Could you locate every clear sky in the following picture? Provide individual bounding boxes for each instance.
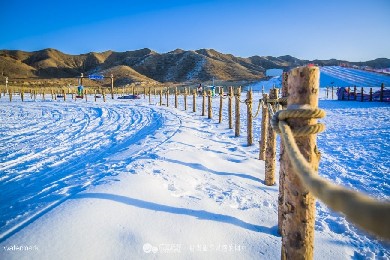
[1,0,389,61]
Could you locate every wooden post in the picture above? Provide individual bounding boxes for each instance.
[85,89,88,102]
[42,89,45,101]
[9,89,12,102]
[235,88,241,137]
[184,88,187,110]
[380,83,384,102]
[281,66,321,260]
[202,90,206,116]
[94,90,97,102]
[208,90,212,119]
[347,86,350,100]
[148,87,151,104]
[360,87,364,102]
[278,72,288,233]
[160,89,163,106]
[110,74,114,99]
[353,86,357,100]
[166,88,169,107]
[228,87,233,129]
[370,87,373,101]
[193,89,196,112]
[331,86,334,99]
[259,94,269,160]
[21,89,24,102]
[175,87,178,108]
[247,90,253,145]
[219,88,223,123]
[264,88,278,186]
[144,87,146,99]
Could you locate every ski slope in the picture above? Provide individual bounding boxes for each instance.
[248,66,390,92]
[320,66,390,87]
[0,93,389,259]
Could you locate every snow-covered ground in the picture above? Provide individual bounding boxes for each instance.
[0,90,389,259]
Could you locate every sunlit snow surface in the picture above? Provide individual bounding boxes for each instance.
[0,91,389,259]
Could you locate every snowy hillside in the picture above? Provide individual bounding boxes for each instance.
[0,93,389,259]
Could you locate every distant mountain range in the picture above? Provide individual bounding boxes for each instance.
[1,48,389,86]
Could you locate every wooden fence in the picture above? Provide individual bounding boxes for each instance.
[2,71,389,259]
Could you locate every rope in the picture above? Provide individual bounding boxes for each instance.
[236,96,248,104]
[252,99,263,119]
[271,109,326,136]
[274,108,390,239]
[267,103,276,117]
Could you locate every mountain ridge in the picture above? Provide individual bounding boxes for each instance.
[1,48,389,86]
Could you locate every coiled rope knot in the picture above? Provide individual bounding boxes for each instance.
[271,108,326,136]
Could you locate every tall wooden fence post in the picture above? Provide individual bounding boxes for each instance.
[160,89,163,106]
[148,87,151,104]
[235,88,241,137]
[353,86,357,100]
[193,89,196,112]
[110,74,114,99]
[228,87,233,129]
[208,90,212,119]
[166,88,169,107]
[281,66,321,260]
[360,87,364,102]
[247,90,253,146]
[184,88,188,110]
[278,72,288,234]
[331,86,334,99]
[175,87,178,108]
[219,88,223,123]
[264,88,278,186]
[259,94,269,160]
[202,91,206,116]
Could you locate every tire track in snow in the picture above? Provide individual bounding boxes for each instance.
[0,102,181,242]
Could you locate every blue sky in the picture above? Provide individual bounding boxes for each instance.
[1,0,389,61]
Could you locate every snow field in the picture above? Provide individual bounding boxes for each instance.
[0,91,389,259]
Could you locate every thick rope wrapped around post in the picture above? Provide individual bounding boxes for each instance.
[271,108,326,137]
[272,108,390,240]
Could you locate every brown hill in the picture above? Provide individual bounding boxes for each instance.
[1,48,389,87]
